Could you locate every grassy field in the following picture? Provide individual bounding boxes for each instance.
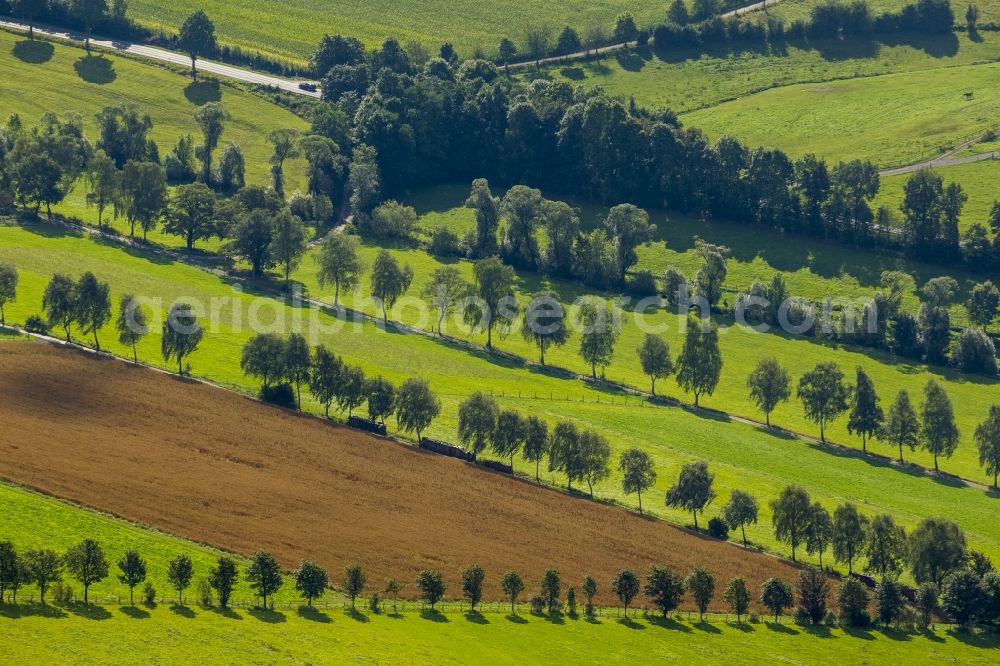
[2,223,1000,572]
[679,60,1000,167]
[2,482,998,663]
[757,0,1000,26]
[539,30,1000,114]
[0,29,308,242]
[874,159,1000,233]
[125,0,665,63]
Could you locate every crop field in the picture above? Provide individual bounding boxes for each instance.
[679,60,1000,167]
[2,478,993,665]
[540,31,1000,114]
[0,29,307,242]
[2,223,1000,573]
[0,341,801,606]
[874,159,1000,233]
[125,0,664,63]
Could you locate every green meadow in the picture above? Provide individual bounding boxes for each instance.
[0,29,308,245]
[125,0,665,63]
[679,60,1000,167]
[2,223,1000,572]
[875,159,1000,233]
[540,30,1000,114]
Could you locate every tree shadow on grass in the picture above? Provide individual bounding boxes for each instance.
[801,623,834,638]
[946,628,998,648]
[185,79,222,105]
[843,626,876,640]
[420,608,449,623]
[248,607,286,623]
[464,610,489,624]
[297,606,332,623]
[765,621,799,635]
[618,616,645,630]
[74,55,116,84]
[560,67,585,81]
[0,603,67,619]
[876,626,913,642]
[119,605,150,619]
[693,620,721,634]
[69,603,113,621]
[728,621,755,633]
[169,603,196,619]
[918,627,945,643]
[647,615,692,632]
[345,607,369,623]
[211,606,242,620]
[506,613,528,624]
[12,39,54,64]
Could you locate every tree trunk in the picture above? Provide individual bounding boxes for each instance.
[934,454,939,472]
[535,459,540,482]
[693,511,698,530]
[862,433,867,453]
[132,341,138,364]
[130,586,135,606]
[191,55,197,79]
[486,324,493,350]
[899,443,904,464]
[819,419,825,444]
[741,524,748,548]
[638,491,643,515]
[766,412,770,427]
[334,282,340,307]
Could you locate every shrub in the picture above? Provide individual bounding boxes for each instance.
[24,314,49,334]
[951,327,998,375]
[824,610,838,626]
[260,383,296,408]
[197,578,214,607]
[566,587,577,616]
[627,270,658,297]
[530,595,546,614]
[793,607,811,625]
[53,582,74,605]
[369,592,381,613]
[837,578,871,627]
[428,226,463,257]
[748,611,761,623]
[143,582,157,605]
[707,517,729,540]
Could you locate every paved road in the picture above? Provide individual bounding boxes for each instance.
[880,134,999,177]
[0,18,322,97]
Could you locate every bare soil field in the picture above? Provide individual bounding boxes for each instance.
[0,340,802,605]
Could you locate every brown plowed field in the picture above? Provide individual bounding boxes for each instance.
[0,341,802,605]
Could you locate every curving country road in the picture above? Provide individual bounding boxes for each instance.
[0,18,322,97]
[879,134,999,177]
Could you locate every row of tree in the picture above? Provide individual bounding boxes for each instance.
[240,333,442,438]
[5,536,997,631]
[10,260,998,485]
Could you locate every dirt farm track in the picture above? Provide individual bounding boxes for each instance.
[0,340,801,605]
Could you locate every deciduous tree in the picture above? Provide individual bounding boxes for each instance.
[797,362,851,443]
[619,448,656,514]
[316,233,364,307]
[921,379,960,472]
[246,551,283,609]
[832,503,869,574]
[179,10,217,79]
[722,489,759,548]
[638,334,673,396]
[457,392,499,457]
[686,566,715,621]
[676,315,722,407]
[612,569,640,616]
[666,461,715,530]
[848,366,883,452]
[975,405,1000,488]
[161,302,203,375]
[521,291,569,365]
[394,378,440,441]
[746,357,790,427]
[644,565,684,617]
[166,554,193,604]
[209,556,238,608]
[370,250,413,324]
[500,570,524,614]
[117,549,147,606]
[771,485,811,561]
[885,389,919,463]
